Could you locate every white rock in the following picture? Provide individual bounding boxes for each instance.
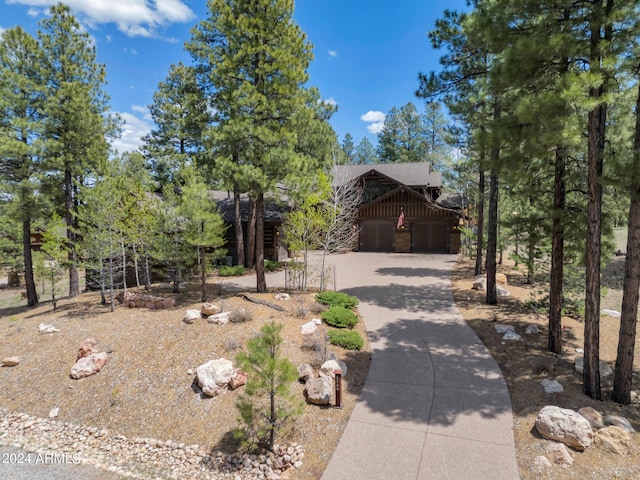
[535,405,594,450]
[70,352,108,379]
[304,377,333,405]
[207,311,231,325]
[471,276,486,291]
[525,325,539,335]
[494,324,515,334]
[196,358,234,397]
[38,323,60,333]
[533,455,552,472]
[1,356,21,367]
[311,318,322,325]
[182,309,201,325]
[541,379,564,393]
[605,415,635,433]
[574,357,613,376]
[274,293,290,301]
[300,321,317,335]
[602,309,621,318]
[49,408,60,418]
[297,363,314,382]
[503,331,522,341]
[319,359,347,378]
[496,285,511,297]
[595,426,632,454]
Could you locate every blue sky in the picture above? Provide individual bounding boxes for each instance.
[1,0,469,153]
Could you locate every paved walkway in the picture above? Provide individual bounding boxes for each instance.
[317,252,520,480]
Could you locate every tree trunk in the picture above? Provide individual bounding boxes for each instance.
[612,79,640,404]
[234,186,245,267]
[486,167,498,305]
[583,0,611,399]
[548,146,566,354]
[256,192,266,292]
[246,196,257,268]
[474,164,485,276]
[22,217,38,307]
[200,245,207,302]
[65,166,79,298]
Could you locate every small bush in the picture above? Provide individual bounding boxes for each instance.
[321,305,358,328]
[315,291,359,309]
[328,329,364,350]
[308,301,326,314]
[264,260,281,272]
[218,265,246,277]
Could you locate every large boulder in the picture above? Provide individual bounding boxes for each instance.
[320,359,348,379]
[298,363,314,382]
[545,442,574,466]
[578,407,604,430]
[207,311,231,325]
[70,352,108,379]
[535,406,594,450]
[305,376,333,405]
[496,273,508,285]
[574,357,613,376]
[77,338,97,359]
[196,358,235,397]
[605,415,635,433]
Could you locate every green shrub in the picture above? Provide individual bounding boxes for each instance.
[315,291,358,309]
[328,329,364,350]
[218,265,246,277]
[321,305,358,328]
[264,260,281,272]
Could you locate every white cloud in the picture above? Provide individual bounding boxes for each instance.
[323,97,337,107]
[7,0,195,38]
[27,7,40,17]
[328,49,338,58]
[109,109,153,154]
[360,110,386,134]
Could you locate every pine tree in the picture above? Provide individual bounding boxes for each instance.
[354,137,377,165]
[38,3,114,299]
[187,0,329,292]
[341,133,356,164]
[0,26,45,307]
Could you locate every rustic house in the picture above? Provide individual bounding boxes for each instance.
[334,163,463,253]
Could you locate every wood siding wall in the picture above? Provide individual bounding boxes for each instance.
[357,190,451,219]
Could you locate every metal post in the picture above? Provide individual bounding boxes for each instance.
[334,369,343,408]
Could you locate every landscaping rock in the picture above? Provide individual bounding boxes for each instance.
[471,276,486,291]
[574,357,613,377]
[305,376,332,405]
[595,426,631,454]
[229,370,247,390]
[535,405,594,450]
[38,323,60,333]
[49,407,59,418]
[578,407,604,430]
[602,309,621,318]
[503,331,522,341]
[496,272,508,285]
[533,455,552,472]
[496,285,511,297]
[494,324,515,334]
[526,325,540,335]
[1,356,21,367]
[274,293,290,301]
[70,352,108,379]
[298,363,314,382]
[196,358,234,397]
[300,321,317,335]
[546,442,574,466]
[182,309,201,325]
[605,415,635,433]
[320,359,347,378]
[206,311,231,325]
[541,379,564,394]
[77,338,97,359]
[201,303,220,316]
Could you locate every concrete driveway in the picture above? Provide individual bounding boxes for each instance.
[318,252,520,480]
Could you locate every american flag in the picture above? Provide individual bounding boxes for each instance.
[397,209,405,229]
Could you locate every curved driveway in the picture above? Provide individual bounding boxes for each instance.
[320,252,520,480]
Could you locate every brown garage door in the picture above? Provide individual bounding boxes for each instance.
[360,220,394,251]
[412,220,448,252]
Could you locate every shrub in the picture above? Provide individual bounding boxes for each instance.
[321,305,358,328]
[315,291,359,309]
[328,329,364,350]
[218,265,246,277]
[308,301,326,315]
[264,260,281,272]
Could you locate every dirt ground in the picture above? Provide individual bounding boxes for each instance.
[0,278,370,480]
[1,248,640,479]
[451,255,640,480]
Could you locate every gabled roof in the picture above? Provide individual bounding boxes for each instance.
[332,163,442,189]
[212,191,291,223]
